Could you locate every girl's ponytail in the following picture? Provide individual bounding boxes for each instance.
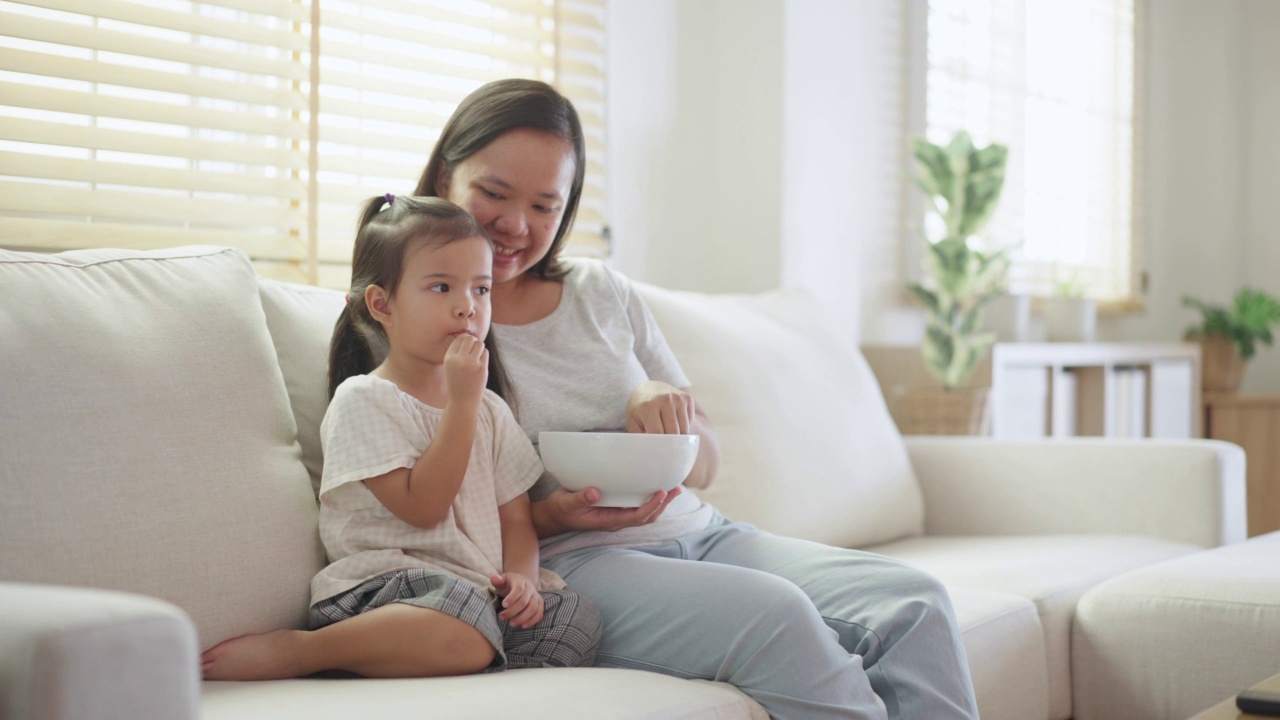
[328,303,374,398]
[327,195,395,398]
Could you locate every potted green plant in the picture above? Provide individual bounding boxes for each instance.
[1183,288,1280,392]
[897,131,1009,434]
[1042,268,1097,342]
[983,278,1032,343]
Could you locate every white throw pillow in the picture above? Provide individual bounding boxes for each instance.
[634,283,924,549]
[257,277,347,498]
[0,246,325,648]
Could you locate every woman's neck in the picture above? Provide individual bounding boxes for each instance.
[491,272,563,326]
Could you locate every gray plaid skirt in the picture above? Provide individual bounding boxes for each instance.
[311,568,601,672]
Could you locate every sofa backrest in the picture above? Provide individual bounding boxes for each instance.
[635,282,925,549]
[0,247,325,650]
[256,277,346,498]
[258,273,926,550]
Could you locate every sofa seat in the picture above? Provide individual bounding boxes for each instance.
[943,585,1049,720]
[204,670,767,720]
[871,534,1201,720]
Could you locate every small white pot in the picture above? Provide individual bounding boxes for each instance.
[983,294,1032,342]
[1041,297,1097,342]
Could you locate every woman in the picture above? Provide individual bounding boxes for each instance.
[414,78,980,720]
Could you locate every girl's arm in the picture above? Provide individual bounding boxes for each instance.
[364,336,488,528]
[362,399,478,528]
[493,494,544,628]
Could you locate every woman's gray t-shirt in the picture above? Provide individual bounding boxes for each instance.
[491,257,715,558]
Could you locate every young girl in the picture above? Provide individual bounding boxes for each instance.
[200,195,601,680]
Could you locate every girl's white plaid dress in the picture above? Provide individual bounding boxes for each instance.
[310,375,599,671]
[313,374,563,605]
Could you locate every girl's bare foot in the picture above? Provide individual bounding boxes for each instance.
[201,629,308,681]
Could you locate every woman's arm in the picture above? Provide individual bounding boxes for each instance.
[528,380,721,539]
[683,404,720,490]
[625,381,721,490]
[529,486,682,538]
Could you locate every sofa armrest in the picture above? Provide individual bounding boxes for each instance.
[0,582,199,720]
[903,438,1247,548]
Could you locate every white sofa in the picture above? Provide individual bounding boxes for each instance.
[0,246,1247,720]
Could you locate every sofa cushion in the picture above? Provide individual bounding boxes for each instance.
[634,283,924,549]
[257,277,346,497]
[945,585,1049,720]
[203,668,769,719]
[870,534,1200,720]
[0,246,325,649]
[1072,531,1280,720]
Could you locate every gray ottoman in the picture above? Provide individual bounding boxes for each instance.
[1072,531,1280,720]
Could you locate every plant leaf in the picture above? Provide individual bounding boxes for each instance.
[911,138,953,203]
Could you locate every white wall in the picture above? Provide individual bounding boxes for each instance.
[1240,0,1280,393]
[1098,0,1280,394]
[606,0,1280,392]
[780,1,915,344]
[607,0,784,295]
[1099,0,1248,360]
[609,0,910,339]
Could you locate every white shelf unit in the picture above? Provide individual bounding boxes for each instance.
[990,343,1202,439]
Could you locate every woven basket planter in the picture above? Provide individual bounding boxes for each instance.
[886,385,992,436]
[1197,335,1245,393]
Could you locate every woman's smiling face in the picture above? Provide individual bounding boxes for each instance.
[438,127,577,287]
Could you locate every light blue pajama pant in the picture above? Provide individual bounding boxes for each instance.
[542,516,980,720]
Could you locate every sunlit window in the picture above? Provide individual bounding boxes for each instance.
[0,0,606,288]
[924,0,1142,308]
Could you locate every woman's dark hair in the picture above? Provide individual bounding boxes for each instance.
[328,195,514,411]
[413,78,585,282]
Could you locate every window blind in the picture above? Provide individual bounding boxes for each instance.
[0,0,314,280]
[923,0,1143,309]
[313,0,607,288]
[0,0,607,288]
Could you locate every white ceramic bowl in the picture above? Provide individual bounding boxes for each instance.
[537,431,700,507]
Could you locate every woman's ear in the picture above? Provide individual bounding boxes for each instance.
[365,285,392,326]
[435,164,451,198]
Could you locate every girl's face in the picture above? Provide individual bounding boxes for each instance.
[379,234,493,365]
[438,128,576,286]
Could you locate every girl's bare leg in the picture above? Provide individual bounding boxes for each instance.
[201,603,495,680]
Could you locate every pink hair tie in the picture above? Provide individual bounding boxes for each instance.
[384,193,394,206]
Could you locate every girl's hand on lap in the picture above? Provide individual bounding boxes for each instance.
[626,381,695,435]
[547,485,682,532]
[491,572,544,628]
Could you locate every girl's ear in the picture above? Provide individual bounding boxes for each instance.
[365,285,392,326]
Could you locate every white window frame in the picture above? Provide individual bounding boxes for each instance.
[904,0,1147,313]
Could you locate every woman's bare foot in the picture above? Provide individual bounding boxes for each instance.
[201,629,309,680]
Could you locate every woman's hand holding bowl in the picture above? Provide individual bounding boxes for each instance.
[541,485,683,533]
